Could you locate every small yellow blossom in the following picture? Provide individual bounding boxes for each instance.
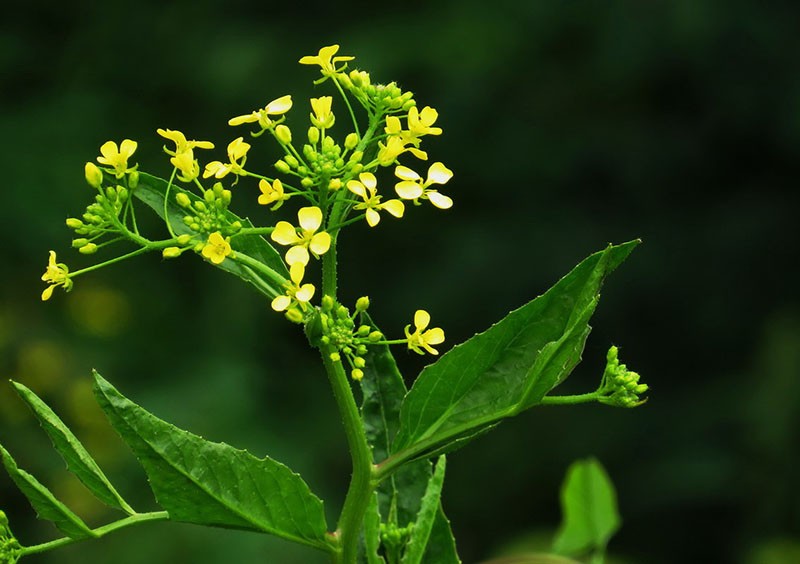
[310,96,335,129]
[203,137,250,179]
[170,150,201,182]
[407,106,442,137]
[377,134,427,166]
[271,206,331,266]
[41,251,73,301]
[394,162,454,209]
[346,172,405,227]
[156,129,214,155]
[97,139,138,178]
[405,310,445,355]
[271,262,315,314]
[299,45,354,80]
[258,178,289,210]
[201,232,232,264]
[228,95,293,129]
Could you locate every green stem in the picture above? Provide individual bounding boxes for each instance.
[538,391,603,406]
[18,511,169,557]
[321,345,374,564]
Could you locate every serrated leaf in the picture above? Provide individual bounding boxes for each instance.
[363,492,386,564]
[134,172,288,297]
[421,506,460,564]
[92,371,331,552]
[11,381,134,514]
[0,443,95,539]
[391,241,639,462]
[401,455,447,564]
[552,458,620,556]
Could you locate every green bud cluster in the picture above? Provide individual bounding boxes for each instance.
[177,183,241,236]
[65,183,131,253]
[379,522,413,550]
[338,70,416,112]
[0,511,21,564]
[598,346,648,408]
[314,296,382,380]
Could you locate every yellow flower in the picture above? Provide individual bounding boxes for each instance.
[258,178,289,210]
[203,137,250,179]
[377,135,428,166]
[41,251,73,301]
[201,232,232,264]
[405,310,445,355]
[170,150,201,183]
[310,96,335,129]
[346,172,405,227]
[97,139,138,178]
[271,262,315,313]
[156,129,214,155]
[228,95,293,129]
[271,206,331,266]
[299,45,354,80]
[394,162,453,209]
[407,106,442,137]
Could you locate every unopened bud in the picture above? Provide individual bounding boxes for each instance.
[285,308,304,324]
[330,352,341,362]
[85,162,103,188]
[355,296,370,312]
[368,331,383,342]
[275,124,292,144]
[344,132,359,150]
[307,126,320,145]
[328,178,342,191]
[301,177,314,188]
[162,246,182,259]
[79,243,98,255]
[284,155,299,168]
[65,218,84,229]
[353,356,365,368]
[321,295,335,311]
[275,159,291,173]
[176,234,192,245]
[176,193,191,207]
[351,368,364,381]
[72,238,89,248]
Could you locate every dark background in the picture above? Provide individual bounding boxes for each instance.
[2,1,799,562]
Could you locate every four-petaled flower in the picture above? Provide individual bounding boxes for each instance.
[310,96,335,129]
[229,95,293,130]
[299,45,354,81]
[271,206,331,266]
[201,232,232,265]
[405,310,445,355]
[407,106,442,137]
[97,139,138,178]
[203,137,251,179]
[394,162,454,209]
[258,178,289,210]
[41,251,73,301]
[271,262,315,313]
[347,172,405,227]
[377,135,427,166]
[156,129,214,155]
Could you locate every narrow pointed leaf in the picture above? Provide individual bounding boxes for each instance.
[11,381,134,514]
[363,493,386,564]
[134,172,288,296]
[422,506,461,564]
[401,455,447,564]
[0,443,95,539]
[552,458,621,556]
[92,372,330,551]
[391,241,639,462]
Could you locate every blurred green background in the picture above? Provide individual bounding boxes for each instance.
[2,1,799,563]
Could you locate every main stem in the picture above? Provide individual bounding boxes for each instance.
[320,229,375,564]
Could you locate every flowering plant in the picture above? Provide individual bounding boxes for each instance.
[1,45,645,563]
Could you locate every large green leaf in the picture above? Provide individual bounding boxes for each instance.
[11,381,134,514]
[92,371,331,552]
[0,443,95,539]
[552,458,620,556]
[134,172,288,296]
[391,241,639,462]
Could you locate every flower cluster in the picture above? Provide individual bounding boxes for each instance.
[0,510,21,564]
[597,346,648,407]
[314,296,382,380]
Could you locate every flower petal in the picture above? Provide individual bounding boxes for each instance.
[381,199,405,218]
[310,232,331,256]
[271,221,300,245]
[423,328,445,345]
[286,246,310,266]
[395,181,423,200]
[265,95,293,114]
[414,310,431,331]
[298,206,323,231]
[272,295,291,311]
[394,165,420,181]
[365,208,380,227]
[426,162,453,185]
[426,191,453,209]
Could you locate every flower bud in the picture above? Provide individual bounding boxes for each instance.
[344,132,359,150]
[274,159,291,173]
[355,296,370,312]
[368,331,383,342]
[328,178,342,191]
[301,177,314,188]
[285,155,299,168]
[176,234,192,245]
[330,352,341,362]
[351,368,364,381]
[72,238,89,248]
[127,170,139,188]
[79,243,98,254]
[85,162,103,188]
[162,246,182,258]
[193,201,207,213]
[321,295,335,311]
[285,308,304,324]
[65,218,84,229]
[176,193,191,208]
[275,124,292,144]
[106,186,117,201]
[307,126,320,145]
[353,356,366,368]
[607,345,619,363]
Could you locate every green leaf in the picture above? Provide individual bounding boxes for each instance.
[401,455,447,564]
[11,381,134,514]
[0,443,95,539]
[92,371,331,552]
[134,172,288,296]
[362,493,386,564]
[421,506,460,564]
[552,458,621,556]
[391,241,639,462]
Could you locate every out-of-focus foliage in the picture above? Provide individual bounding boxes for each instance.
[2,1,798,562]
